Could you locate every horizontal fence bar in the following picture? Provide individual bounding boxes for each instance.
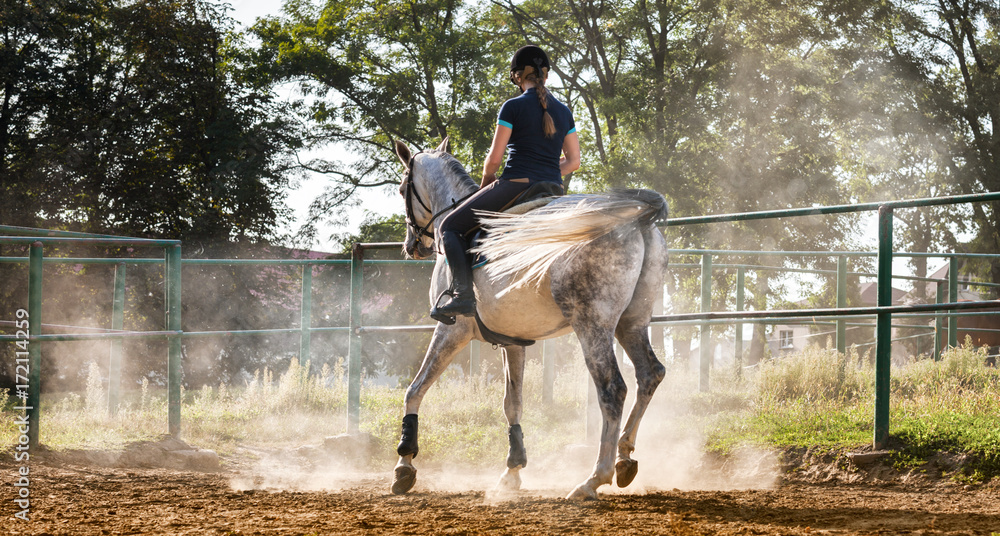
[359,325,437,333]
[357,242,410,250]
[652,300,1000,324]
[0,325,429,341]
[670,249,877,257]
[0,257,164,264]
[653,316,935,330]
[183,328,302,337]
[663,191,1000,226]
[669,248,1000,260]
[0,225,137,239]
[0,236,180,246]
[181,259,351,266]
[0,330,182,342]
[0,320,136,333]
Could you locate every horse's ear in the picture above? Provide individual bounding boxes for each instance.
[436,136,450,153]
[394,140,412,167]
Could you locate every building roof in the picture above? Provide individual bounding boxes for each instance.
[859,282,908,306]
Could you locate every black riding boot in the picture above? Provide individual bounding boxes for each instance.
[430,231,476,322]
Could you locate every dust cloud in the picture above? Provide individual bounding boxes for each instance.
[227,365,779,498]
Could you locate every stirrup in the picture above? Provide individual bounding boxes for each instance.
[431,290,458,325]
[430,289,475,324]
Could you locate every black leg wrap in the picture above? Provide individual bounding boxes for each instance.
[506,424,527,469]
[396,414,419,458]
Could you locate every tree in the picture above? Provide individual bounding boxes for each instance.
[0,0,68,226]
[0,0,299,241]
[874,0,1000,283]
[247,0,509,243]
[0,0,304,391]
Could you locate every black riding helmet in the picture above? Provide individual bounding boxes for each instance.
[509,45,550,79]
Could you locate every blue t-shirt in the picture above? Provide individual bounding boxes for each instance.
[497,88,576,184]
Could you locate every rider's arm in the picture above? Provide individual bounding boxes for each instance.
[482,123,512,187]
[560,131,580,177]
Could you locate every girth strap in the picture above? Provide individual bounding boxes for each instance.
[474,311,535,347]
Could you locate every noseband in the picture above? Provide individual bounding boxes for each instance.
[402,152,477,243]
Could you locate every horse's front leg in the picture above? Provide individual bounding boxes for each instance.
[496,345,527,492]
[392,320,473,495]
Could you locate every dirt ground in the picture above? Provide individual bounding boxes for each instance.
[2,448,1000,536]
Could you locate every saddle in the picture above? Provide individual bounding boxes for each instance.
[470,181,562,269]
[468,181,562,347]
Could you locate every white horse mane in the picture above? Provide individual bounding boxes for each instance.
[413,151,478,215]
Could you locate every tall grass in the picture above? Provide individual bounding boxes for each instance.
[2,341,999,481]
[0,355,593,467]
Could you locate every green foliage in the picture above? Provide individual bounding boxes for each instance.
[0,0,301,241]
[247,0,510,240]
[332,213,407,254]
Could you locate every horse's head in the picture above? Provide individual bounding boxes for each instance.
[395,137,452,260]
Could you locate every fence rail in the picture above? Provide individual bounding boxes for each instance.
[4,190,1000,449]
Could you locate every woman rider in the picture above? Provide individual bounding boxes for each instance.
[431,45,581,323]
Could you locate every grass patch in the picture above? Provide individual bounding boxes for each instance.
[706,342,1000,482]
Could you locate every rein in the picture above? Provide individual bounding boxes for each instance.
[403,151,477,241]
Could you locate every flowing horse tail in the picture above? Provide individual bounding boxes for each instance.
[473,188,668,296]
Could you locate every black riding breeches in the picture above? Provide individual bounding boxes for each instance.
[438,179,533,237]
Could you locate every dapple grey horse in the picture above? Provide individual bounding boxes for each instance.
[392,138,668,500]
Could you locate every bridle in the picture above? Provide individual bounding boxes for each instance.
[402,151,476,243]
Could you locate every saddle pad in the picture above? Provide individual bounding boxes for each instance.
[501,197,553,216]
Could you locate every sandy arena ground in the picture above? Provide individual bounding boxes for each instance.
[3,450,999,535]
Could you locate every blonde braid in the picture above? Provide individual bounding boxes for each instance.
[523,66,556,138]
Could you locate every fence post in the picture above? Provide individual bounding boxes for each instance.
[472,341,483,377]
[734,267,745,379]
[874,205,893,449]
[699,254,712,392]
[166,244,182,438]
[347,244,364,434]
[934,281,944,360]
[837,255,847,354]
[652,286,665,357]
[542,339,554,404]
[27,242,43,450]
[299,264,312,367]
[948,256,958,348]
[108,262,126,415]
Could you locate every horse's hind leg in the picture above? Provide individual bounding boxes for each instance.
[496,345,527,492]
[613,324,665,487]
[613,222,668,487]
[392,321,473,495]
[567,328,627,500]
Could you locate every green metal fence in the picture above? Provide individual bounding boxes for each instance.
[658,191,1000,447]
[0,229,182,448]
[4,190,1000,450]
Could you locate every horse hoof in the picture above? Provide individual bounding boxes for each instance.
[391,464,417,495]
[615,458,638,488]
[566,483,598,501]
[495,469,521,492]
